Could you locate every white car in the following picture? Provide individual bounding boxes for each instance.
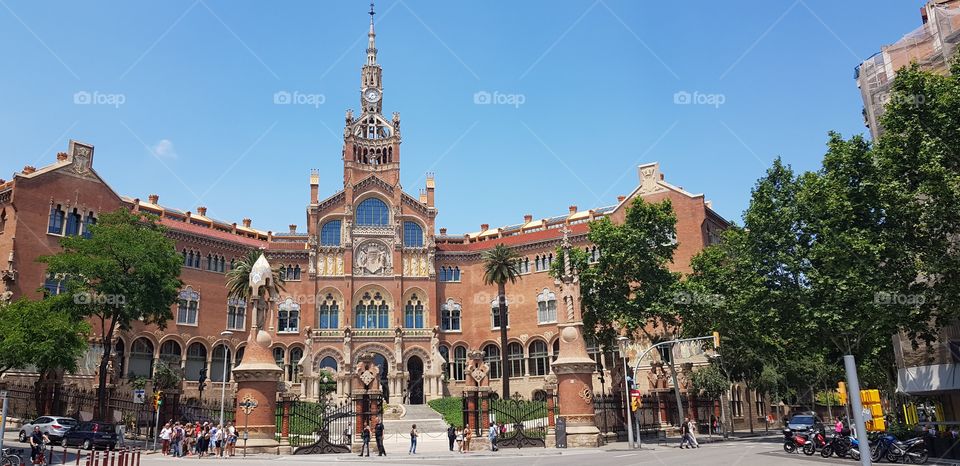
[18,416,78,442]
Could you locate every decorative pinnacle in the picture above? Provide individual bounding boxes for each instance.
[370,1,375,18]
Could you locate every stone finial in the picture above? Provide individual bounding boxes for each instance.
[249,254,271,290]
[242,218,252,228]
[289,224,297,234]
[569,205,577,214]
[197,206,207,216]
[148,194,159,204]
[617,195,626,202]
[524,214,533,223]
[22,166,36,174]
[56,152,69,161]
[439,228,447,235]
[481,223,489,231]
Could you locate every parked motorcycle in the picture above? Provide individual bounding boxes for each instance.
[871,433,928,464]
[821,432,851,458]
[782,428,812,454]
[802,427,827,456]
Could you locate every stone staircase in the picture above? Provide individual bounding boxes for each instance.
[382,404,449,434]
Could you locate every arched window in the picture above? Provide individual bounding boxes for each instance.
[535,255,542,272]
[439,345,450,379]
[185,343,207,382]
[129,338,154,378]
[227,297,246,330]
[453,267,461,281]
[47,204,65,234]
[211,345,231,382]
[403,222,424,247]
[354,291,389,329]
[404,294,424,328]
[113,340,125,379]
[452,346,467,381]
[552,339,560,362]
[490,297,509,329]
[528,340,549,376]
[159,340,182,370]
[234,347,245,368]
[289,347,303,383]
[321,220,342,246]
[82,212,96,239]
[507,342,525,378]
[356,198,389,226]
[318,293,340,329]
[292,265,301,280]
[273,347,285,369]
[65,208,82,236]
[318,356,338,371]
[278,298,300,333]
[483,344,501,379]
[207,254,213,271]
[177,288,200,325]
[537,289,557,323]
[441,299,461,331]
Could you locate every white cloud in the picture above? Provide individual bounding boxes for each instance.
[151,139,177,159]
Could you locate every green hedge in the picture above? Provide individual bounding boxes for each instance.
[428,397,463,428]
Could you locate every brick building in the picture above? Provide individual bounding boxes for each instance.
[0,7,729,416]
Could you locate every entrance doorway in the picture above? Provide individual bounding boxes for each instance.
[372,353,389,402]
[407,356,424,405]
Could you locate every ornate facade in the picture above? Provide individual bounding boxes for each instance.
[0,6,729,408]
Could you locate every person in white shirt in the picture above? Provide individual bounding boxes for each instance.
[159,423,172,455]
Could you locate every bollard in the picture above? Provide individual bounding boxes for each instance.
[62,446,67,465]
[133,449,139,466]
[118,450,124,466]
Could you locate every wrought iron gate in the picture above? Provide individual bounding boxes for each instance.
[288,399,356,454]
[489,396,547,448]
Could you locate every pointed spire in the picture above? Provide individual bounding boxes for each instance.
[367,1,377,66]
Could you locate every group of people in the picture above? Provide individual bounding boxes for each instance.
[356,419,386,457]
[445,424,476,453]
[679,417,700,449]
[159,421,238,458]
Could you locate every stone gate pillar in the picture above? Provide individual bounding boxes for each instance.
[350,352,383,452]
[463,350,491,451]
[232,254,283,453]
[551,228,601,448]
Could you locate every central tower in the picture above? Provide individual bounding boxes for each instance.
[343,1,401,187]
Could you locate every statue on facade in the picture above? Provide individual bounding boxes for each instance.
[299,327,314,379]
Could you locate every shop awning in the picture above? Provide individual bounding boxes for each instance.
[897,363,960,395]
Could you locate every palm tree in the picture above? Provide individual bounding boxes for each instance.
[225,249,286,328]
[482,244,522,398]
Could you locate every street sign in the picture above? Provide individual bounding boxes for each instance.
[133,389,145,404]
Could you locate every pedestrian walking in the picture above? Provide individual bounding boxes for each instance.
[687,418,700,448]
[409,424,418,454]
[342,427,351,445]
[463,424,472,452]
[358,422,371,457]
[456,427,464,452]
[375,418,386,456]
[679,417,692,448]
[171,422,183,457]
[488,422,498,451]
[116,423,126,448]
[447,424,457,451]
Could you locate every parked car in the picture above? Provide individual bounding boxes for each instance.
[787,414,824,432]
[18,416,78,442]
[61,422,117,450]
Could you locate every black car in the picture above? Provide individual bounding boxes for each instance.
[61,422,117,450]
[787,413,824,432]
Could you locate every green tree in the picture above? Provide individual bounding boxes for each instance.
[690,363,728,401]
[482,243,521,398]
[225,249,285,328]
[0,297,89,376]
[40,208,183,420]
[578,198,680,345]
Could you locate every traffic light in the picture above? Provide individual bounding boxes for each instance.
[838,382,847,406]
[153,391,163,410]
[712,331,721,348]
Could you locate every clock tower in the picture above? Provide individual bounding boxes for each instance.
[342,1,401,186]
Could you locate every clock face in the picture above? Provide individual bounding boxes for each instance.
[363,88,381,103]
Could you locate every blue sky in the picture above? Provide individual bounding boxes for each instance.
[0,1,922,234]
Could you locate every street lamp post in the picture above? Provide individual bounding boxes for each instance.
[618,336,637,449]
[218,330,234,426]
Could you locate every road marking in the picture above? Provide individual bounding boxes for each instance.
[614,453,638,457]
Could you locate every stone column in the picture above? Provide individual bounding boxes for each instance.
[551,228,601,448]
